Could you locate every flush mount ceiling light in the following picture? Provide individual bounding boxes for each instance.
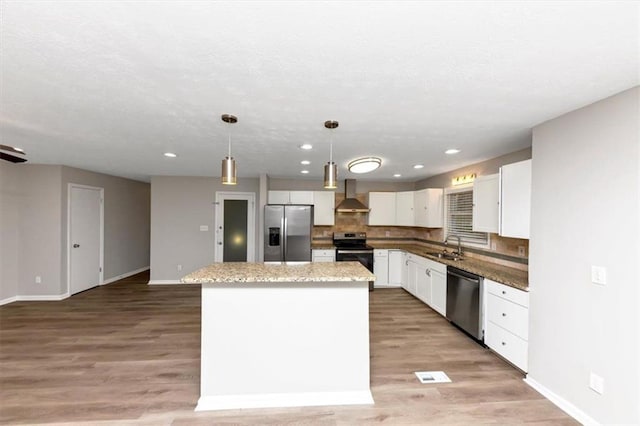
[299,144,313,150]
[413,164,424,169]
[221,114,237,185]
[348,157,382,174]
[445,148,461,155]
[323,120,338,189]
[163,152,177,158]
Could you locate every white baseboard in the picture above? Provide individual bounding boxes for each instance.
[195,390,374,411]
[374,284,402,288]
[1,293,70,305]
[102,266,150,285]
[524,377,599,426]
[0,296,19,306]
[148,280,185,285]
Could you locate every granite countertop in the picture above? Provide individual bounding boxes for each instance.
[369,243,529,291]
[181,261,375,284]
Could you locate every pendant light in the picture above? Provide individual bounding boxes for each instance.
[221,114,237,185]
[323,120,338,189]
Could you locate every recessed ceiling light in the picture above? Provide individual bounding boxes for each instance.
[393,173,402,178]
[300,160,311,165]
[413,164,424,169]
[164,152,177,158]
[301,170,309,174]
[299,144,313,150]
[445,149,461,155]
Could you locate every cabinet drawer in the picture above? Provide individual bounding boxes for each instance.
[487,293,529,340]
[485,321,528,372]
[374,249,388,257]
[312,249,334,257]
[486,279,529,308]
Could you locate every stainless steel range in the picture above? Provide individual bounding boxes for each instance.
[333,232,374,291]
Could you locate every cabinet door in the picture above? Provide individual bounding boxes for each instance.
[395,191,415,226]
[268,190,290,204]
[312,249,335,263]
[407,259,418,296]
[313,191,335,226]
[472,174,499,233]
[500,159,531,239]
[388,250,404,286]
[414,189,428,227]
[426,189,444,228]
[430,269,447,316]
[415,263,431,304]
[368,192,397,225]
[289,191,314,205]
[400,252,409,290]
[373,250,389,287]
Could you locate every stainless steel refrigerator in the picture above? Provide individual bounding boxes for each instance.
[264,205,313,262]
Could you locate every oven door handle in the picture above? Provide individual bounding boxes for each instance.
[336,250,373,254]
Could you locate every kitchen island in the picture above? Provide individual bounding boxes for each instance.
[182,261,375,411]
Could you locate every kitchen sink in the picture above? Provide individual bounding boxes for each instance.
[425,251,463,261]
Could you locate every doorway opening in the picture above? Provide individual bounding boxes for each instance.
[214,192,255,262]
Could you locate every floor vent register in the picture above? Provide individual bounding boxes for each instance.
[414,371,452,384]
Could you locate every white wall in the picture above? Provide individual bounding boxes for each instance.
[150,176,260,282]
[528,87,639,424]
[0,162,23,301]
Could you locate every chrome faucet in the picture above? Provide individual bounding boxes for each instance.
[446,235,462,256]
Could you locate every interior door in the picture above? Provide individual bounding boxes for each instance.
[69,186,102,295]
[223,199,248,262]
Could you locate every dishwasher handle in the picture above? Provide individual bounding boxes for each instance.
[447,269,481,283]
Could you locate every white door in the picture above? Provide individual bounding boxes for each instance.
[69,185,103,295]
[215,192,255,262]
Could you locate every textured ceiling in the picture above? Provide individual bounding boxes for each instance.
[1,1,638,182]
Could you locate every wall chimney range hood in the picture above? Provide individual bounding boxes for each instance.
[336,179,370,213]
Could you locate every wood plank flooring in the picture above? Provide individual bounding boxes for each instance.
[0,271,575,425]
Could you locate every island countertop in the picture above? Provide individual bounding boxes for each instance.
[181,261,375,284]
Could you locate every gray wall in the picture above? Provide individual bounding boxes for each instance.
[529,87,639,424]
[415,147,532,189]
[0,164,150,301]
[150,176,261,281]
[0,165,63,298]
[61,166,151,287]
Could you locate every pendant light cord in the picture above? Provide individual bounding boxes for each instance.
[227,125,231,158]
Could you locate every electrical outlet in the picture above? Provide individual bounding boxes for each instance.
[491,242,497,251]
[518,246,525,256]
[589,372,604,394]
[177,264,183,272]
[591,266,606,285]
[199,225,209,232]
[35,276,41,284]
[385,231,390,237]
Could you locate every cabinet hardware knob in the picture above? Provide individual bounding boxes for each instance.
[502,291,506,294]
[502,342,506,346]
[502,313,506,317]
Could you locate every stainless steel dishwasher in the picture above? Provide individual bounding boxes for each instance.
[446,266,484,341]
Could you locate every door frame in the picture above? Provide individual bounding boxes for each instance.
[66,183,105,295]
[214,192,255,263]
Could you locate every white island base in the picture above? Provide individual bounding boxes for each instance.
[196,275,373,411]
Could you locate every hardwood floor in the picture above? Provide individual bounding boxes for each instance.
[0,271,575,425]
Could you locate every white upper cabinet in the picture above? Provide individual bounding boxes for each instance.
[267,190,314,205]
[368,192,397,225]
[472,174,500,233]
[395,191,415,226]
[499,159,531,239]
[312,191,335,226]
[414,188,444,228]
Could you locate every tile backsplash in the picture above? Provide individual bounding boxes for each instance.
[312,192,529,271]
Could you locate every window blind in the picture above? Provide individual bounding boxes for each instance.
[446,190,488,245]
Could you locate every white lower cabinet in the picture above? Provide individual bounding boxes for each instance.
[373,249,389,287]
[387,250,404,286]
[311,249,335,263]
[484,279,529,372]
[424,259,446,317]
[403,252,447,317]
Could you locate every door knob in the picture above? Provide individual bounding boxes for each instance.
[218,242,222,245]
[73,244,80,248]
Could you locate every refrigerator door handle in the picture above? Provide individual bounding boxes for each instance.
[282,217,287,261]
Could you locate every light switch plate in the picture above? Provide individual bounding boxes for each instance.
[589,372,604,394]
[591,265,607,285]
[200,225,209,232]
